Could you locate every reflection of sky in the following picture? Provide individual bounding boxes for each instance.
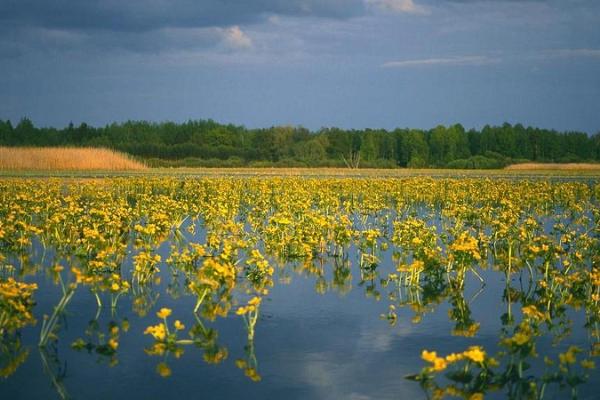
[1,1,600,132]
[2,219,600,398]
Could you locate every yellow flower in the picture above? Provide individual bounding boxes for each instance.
[421,350,447,371]
[156,308,172,319]
[144,323,166,341]
[445,353,464,363]
[463,346,485,363]
[422,350,438,363]
[174,320,185,330]
[432,358,447,371]
[248,296,262,307]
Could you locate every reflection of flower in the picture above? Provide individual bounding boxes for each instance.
[452,323,480,338]
[581,359,595,369]
[522,305,546,321]
[156,362,171,377]
[0,278,38,334]
[235,354,261,381]
[71,319,124,367]
[0,336,29,378]
[558,346,579,365]
[203,348,228,364]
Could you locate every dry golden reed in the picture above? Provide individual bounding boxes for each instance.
[0,147,147,171]
[505,162,600,171]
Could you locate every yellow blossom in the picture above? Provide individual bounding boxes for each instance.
[156,308,172,319]
[174,320,185,330]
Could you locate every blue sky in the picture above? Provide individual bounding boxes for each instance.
[1,0,599,132]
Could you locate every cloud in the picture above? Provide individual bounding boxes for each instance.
[221,26,253,49]
[0,0,368,61]
[382,55,499,67]
[543,48,600,59]
[0,24,249,60]
[381,49,600,71]
[0,1,366,33]
[365,0,430,15]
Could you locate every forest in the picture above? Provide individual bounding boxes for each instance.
[1,118,599,168]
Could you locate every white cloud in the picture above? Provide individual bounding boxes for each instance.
[543,48,600,59]
[365,0,429,15]
[221,25,253,49]
[267,15,282,25]
[382,55,499,68]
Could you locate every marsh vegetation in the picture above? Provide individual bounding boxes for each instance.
[1,176,599,399]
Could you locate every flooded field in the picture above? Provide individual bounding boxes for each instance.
[1,176,599,399]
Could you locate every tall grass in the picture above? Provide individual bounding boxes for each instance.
[0,147,147,170]
[505,162,600,170]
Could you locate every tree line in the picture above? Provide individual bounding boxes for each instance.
[1,118,599,168]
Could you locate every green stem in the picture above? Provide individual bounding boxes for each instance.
[39,286,76,347]
[193,289,209,313]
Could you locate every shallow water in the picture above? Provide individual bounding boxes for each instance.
[1,177,600,400]
[1,235,599,400]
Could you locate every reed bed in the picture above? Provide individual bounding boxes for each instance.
[0,147,146,170]
[506,162,600,170]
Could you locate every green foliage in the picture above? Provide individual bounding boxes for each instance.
[447,156,506,169]
[0,118,598,168]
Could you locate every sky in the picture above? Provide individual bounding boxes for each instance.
[1,0,599,133]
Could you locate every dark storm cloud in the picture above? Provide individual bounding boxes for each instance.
[2,0,599,133]
[0,0,365,32]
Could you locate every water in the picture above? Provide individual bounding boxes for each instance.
[1,176,600,399]
[1,236,599,400]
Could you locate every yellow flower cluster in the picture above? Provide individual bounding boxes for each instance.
[422,345,487,372]
[236,297,262,316]
[449,231,481,261]
[144,323,167,341]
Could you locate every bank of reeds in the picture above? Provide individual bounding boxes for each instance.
[505,162,600,170]
[0,147,146,170]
